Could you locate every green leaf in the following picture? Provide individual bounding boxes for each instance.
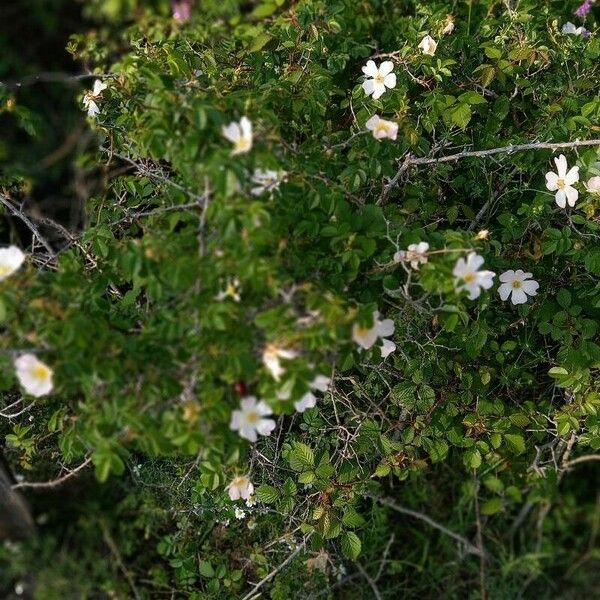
[481,497,503,515]
[450,103,472,128]
[340,531,362,560]
[255,485,279,504]
[288,442,315,471]
[199,561,215,578]
[504,434,526,455]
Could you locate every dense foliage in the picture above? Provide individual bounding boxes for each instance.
[1,0,600,598]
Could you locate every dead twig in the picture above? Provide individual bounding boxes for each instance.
[367,493,486,558]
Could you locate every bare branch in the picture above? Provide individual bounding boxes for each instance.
[0,194,55,257]
[366,493,486,558]
[12,456,92,490]
[564,454,600,469]
[241,534,311,600]
[380,138,600,204]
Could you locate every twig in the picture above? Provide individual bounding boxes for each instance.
[366,493,486,558]
[12,456,92,490]
[101,521,142,600]
[563,454,600,468]
[0,194,55,256]
[0,72,109,90]
[474,478,488,600]
[356,563,383,600]
[241,534,311,600]
[379,138,600,204]
[103,150,207,205]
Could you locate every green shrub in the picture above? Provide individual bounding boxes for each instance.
[1,0,600,597]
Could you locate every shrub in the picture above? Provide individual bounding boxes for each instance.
[1,0,600,597]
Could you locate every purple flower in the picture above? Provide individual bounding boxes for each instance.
[172,0,193,21]
[574,0,594,18]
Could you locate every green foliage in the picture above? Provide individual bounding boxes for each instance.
[1,0,600,598]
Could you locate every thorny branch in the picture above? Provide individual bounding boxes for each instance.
[378,138,600,204]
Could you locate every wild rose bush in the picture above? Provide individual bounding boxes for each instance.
[1,0,600,597]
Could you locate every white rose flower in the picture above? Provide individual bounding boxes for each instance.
[262,343,298,381]
[14,354,54,397]
[361,60,396,100]
[216,278,241,302]
[365,115,398,140]
[453,252,495,300]
[222,116,253,155]
[352,311,396,357]
[251,169,283,196]
[82,79,108,118]
[227,475,254,501]
[293,374,331,413]
[0,246,26,282]
[394,241,429,269]
[418,34,438,56]
[545,154,579,208]
[584,176,600,193]
[498,270,539,305]
[294,391,317,413]
[229,396,276,442]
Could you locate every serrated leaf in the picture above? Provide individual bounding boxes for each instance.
[288,442,315,471]
[340,531,362,559]
[255,485,279,504]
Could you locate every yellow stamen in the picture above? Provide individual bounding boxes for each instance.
[245,411,259,424]
[32,364,50,381]
[463,272,476,284]
[511,280,522,289]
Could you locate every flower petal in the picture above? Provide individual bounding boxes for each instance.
[362,79,375,96]
[565,186,578,207]
[511,288,528,305]
[545,172,559,191]
[383,73,397,89]
[379,61,394,76]
[498,283,512,301]
[362,60,378,77]
[521,279,539,296]
[555,189,567,208]
[554,154,568,178]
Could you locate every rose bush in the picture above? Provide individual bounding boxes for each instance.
[1,0,600,597]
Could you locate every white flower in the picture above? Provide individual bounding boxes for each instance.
[216,278,241,302]
[251,169,283,196]
[545,154,579,208]
[562,22,587,36]
[293,374,331,413]
[222,116,253,155]
[498,270,539,305]
[352,311,396,357]
[418,34,438,56]
[294,391,317,413]
[82,79,107,118]
[584,176,600,193]
[227,475,254,501]
[234,507,246,520]
[361,60,396,100]
[262,343,298,381]
[365,115,398,140]
[453,252,495,300]
[229,396,276,442]
[311,374,331,393]
[14,354,54,397]
[0,246,25,281]
[394,242,429,270]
